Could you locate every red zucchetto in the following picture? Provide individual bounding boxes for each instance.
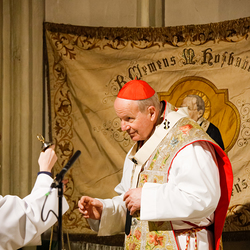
[117,79,155,100]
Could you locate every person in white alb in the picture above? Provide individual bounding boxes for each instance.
[0,145,69,250]
[78,79,233,250]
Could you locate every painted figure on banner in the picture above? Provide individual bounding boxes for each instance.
[78,79,233,250]
[181,94,225,150]
[0,145,69,249]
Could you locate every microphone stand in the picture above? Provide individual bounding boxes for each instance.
[50,179,64,250]
[57,180,64,250]
[37,135,81,250]
[49,150,81,249]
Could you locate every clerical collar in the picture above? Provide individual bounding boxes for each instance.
[197,116,205,125]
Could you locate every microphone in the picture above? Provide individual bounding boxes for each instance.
[50,150,81,188]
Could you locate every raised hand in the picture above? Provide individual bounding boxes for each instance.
[38,145,57,172]
[78,196,103,220]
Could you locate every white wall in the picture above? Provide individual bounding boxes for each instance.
[45,0,250,27]
[45,0,138,27]
[165,0,250,26]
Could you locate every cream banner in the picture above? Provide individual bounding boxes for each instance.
[45,17,250,235]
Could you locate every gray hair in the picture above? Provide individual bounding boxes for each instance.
[186,95,205,115]
[137,92,161,113]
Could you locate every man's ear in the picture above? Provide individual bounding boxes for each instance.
[148,106,157,121]
[198,109,203,119]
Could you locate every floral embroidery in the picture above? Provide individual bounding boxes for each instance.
[153,175,164,183]
[128,242,137,250]
[141,174,148,183]
[160,154,170,169]
[134,229,141,240]
[149,150,160,170]
[126,231,140,250]
[170,137,179,147]
[179,124,193,135]
[146,232,164,249]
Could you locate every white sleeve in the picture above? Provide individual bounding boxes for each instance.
[88,153,134,236]
[140,141,221,222]
[0,174,69,249]
[96,195,127,236]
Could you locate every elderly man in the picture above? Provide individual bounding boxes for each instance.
[78,79,233,250]
[181,95,225,150]
[0,145,69,249]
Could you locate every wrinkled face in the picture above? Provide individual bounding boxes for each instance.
[181,97,203,122]
[114,98,157,141]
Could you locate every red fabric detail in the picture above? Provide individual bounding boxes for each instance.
[170,221,180,250]
[212,143,233,250]
[117,79,155,100]
[167,140,233,250]
[175,227,206,250]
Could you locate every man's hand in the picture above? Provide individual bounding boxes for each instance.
[123,188,142,215]
[78,196,103,220]
[38,145,57,172]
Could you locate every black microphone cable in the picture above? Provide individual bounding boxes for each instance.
[41,150,81,222]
